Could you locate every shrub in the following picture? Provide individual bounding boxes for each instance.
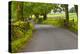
[11,30,32,52]
[11,21,34,52]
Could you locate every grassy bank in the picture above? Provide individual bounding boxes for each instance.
[42,13,78,33]
[11,30,32,52]
[11,21,34,53]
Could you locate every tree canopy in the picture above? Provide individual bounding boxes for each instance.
[11,2,57,21]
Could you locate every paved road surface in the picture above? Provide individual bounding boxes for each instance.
[19,24,78,52]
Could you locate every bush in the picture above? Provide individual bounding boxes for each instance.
[42,18,64,27]
[11,30,32,53]
[68,20,78,33]
[42,18,78,33]
[11,26,24,41]
[11,21,34,52]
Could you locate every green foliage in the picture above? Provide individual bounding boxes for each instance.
[68,20,78,33]
[69,13,77,22]
[11,25,24,41]
[43,18,64,27]
[42,13,78,33]
[11,21,34,52]
[69,7,76,13]
[11,1,60,21]
[23,2,33,18]
[11,30,32,53]
[68,13,78,33]
[11,1,17,21]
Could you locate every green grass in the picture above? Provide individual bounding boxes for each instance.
[47,13,65,17]
[69,13,77,22]
[11,29,32,53]
[42,13,78,33]
[69,13,78,33]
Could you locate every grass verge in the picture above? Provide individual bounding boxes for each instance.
[11,29,33,53]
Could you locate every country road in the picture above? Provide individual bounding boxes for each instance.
[19,24,78,52]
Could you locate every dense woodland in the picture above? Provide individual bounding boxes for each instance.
[10,1,78,52]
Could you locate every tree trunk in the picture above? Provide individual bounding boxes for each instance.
[35,14,39,19]
[64,4,69,27]
[19,2,24,21]
[74,5,78,17]
[43,14,47,20]
[17,2,24,21]
[65,4,69,22]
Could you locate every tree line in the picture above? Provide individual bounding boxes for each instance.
[11,1,78,26]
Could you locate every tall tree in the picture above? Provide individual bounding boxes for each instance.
[61,4,69,27]
[32,3,56,20]
[11,1,18,21]
[74,5,78,17]
[16,2,24,21]
[40,3,56,20]
[23,2,33,19]
[69,7,76,13]
[64,4,69,23]
[32,3,40,19]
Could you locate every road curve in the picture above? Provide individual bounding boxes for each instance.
[19,24,78,52]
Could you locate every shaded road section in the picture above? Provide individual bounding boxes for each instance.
[19,24,78,52]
